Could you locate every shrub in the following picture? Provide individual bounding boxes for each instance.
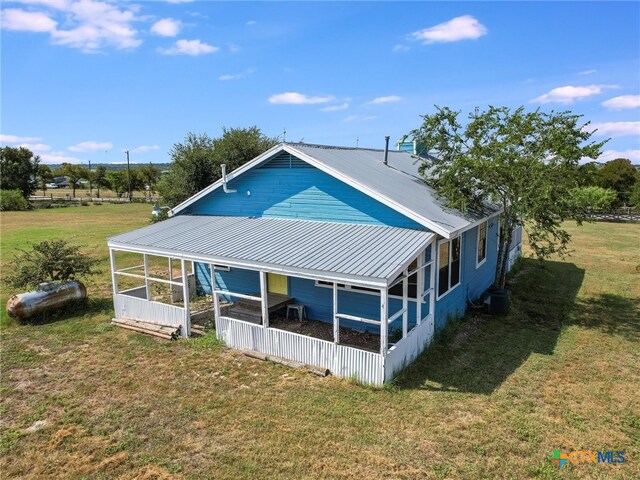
[0,189,29,211]
[570,186,617,212]
[6,239,101,290]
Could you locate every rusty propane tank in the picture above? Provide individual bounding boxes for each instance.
[6,281,87,320]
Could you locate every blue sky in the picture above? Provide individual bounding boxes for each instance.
[1,1,639,165]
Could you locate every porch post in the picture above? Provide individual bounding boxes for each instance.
[210,264,220,322]
[416,251,424,325]
[380,287,388,356]
[180,258,191,337]
[168,257,173,282]
[259,271,269,328]
[333,282,339,344]
[429,241,437,331]
[402,268,408,338]
[143,253,151,300]
[109,248,118,298]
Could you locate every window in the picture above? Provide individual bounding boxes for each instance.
[476,221,487,267]
[212,264,230,272]
[437,237,461,298]
[315,281,377,294]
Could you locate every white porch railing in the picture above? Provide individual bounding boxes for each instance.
[216,316,385,385]
[384,314,435,382]
[114,292,185,327]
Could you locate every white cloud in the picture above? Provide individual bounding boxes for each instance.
[19,143,51,153]
[1,8,57,32]
[343,115,376,122]
[368,95,402,105]
[40,152,84,164]
[3,1,142,52]
[68,141,113,152]
[589,121,640,137]
[268,92,334,105]
[159,39,219,56]
[0,134,42,143]
[410,15,487,44]
[151,18,181,37]
[531,85,616,104]
[602,95,640,110]
[578,69,597,76]
[246,20,257,26]
[393,44,410,52]
[584,149,640,163]
[321,102,349,112]
[219,69,254,81]
[130,145,160,154]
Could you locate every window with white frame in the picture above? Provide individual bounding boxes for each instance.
[476,221,488,267]
[437,237,461,298]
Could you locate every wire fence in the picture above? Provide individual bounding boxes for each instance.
[586,208,640,223]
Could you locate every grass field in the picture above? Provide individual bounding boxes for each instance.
[1,205,638,479]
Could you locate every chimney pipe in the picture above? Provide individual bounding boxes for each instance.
[383,136,390,166]
[221,164,237,193]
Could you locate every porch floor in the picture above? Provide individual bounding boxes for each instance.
[269,316,380,352]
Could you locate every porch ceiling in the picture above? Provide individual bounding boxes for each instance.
[108,215,434,288]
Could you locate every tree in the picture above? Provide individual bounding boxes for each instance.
[630,180,640,209]
[576,162,601,187]
[158,127,278,207]
[59,163,89,197]
[106,170,128,197]
[92,165,108,198]
[6,239,100,290]
[37,164,54,195]
[136,163,162,199]
[0,146,40,198]
[570,186,617,212]
[598,158,637,205]
[408,106,606,289]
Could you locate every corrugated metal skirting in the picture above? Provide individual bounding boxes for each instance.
[217,316,385,385]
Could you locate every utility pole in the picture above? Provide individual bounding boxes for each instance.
[125,150,132,202]
[88,159,92,196]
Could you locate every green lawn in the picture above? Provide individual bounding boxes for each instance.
[1,205,638,479]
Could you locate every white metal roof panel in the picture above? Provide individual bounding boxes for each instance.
[108,215,434,287]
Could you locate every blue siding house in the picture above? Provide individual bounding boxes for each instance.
[108,142,516,385]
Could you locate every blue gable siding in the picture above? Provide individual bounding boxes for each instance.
[183,152,423,229]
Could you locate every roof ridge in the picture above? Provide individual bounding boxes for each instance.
[285,142,407,154]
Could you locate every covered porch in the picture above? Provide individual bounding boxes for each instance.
[107,215,437,385]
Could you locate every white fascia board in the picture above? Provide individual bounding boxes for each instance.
[450,208,503,238]
[107,241,388,289]
[169,143,287,216]
[283,145,455,238]
[383,233,435,286]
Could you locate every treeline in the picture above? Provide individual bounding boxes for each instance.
[0,145,163,201]
[574,158,640,210]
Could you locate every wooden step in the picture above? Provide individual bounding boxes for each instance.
[112,317,181,340]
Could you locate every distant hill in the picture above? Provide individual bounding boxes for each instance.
[46,163,171,172]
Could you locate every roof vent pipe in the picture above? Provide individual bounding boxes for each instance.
[221,164,237,193]
[383,136,390,166]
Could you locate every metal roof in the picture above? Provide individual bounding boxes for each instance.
[171,143,500,238]
[108,215,434,288]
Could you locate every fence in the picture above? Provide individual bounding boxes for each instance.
[587,208,640,223]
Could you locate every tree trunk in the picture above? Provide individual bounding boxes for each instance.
[496,215,514,288]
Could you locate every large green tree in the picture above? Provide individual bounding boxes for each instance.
[92,165,108,198]
[598,158,637,205]
[37,164,54,196]
[0,146,40,198]
[136,163,162,199]
[408,106,606,289]
[58,163,89,197]
[158,127,278,207]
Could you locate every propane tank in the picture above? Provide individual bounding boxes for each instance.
[6,281,87,320]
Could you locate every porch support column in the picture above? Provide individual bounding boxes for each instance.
[259,271,269,328]
[109,247,118,299]
[416,251,425,325]
[143,253,151,300]
[180,258,191,337]
[210,264,220,323]
[333,282,339,344]
[402,268,408,338]
[429,241,437,332]
[380,287,388,356]
[168,257,173,282]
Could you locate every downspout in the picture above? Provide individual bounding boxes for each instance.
[221,164,237,193]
